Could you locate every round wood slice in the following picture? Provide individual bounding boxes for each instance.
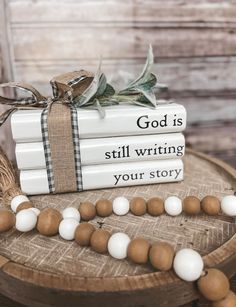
[0,149,235,307]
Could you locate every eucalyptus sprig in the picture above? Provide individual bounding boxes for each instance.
[117,45,157,108]
[73,45,166,118]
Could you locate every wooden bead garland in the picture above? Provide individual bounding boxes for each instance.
[130,197,147,216]
[95,199,113,217]
[59,218,79,240]
[37,208,62,236]
[164,196,182,216]
[90,229,111,254]
[79,202,96,221]
[149,242,174,271]
[212,291,236,307]
[10,195,29,213]
[173,248,204,282]
[147,197,164,216]
[108,232,130,259]
[197,268,230,301]
[16,201,33,213]
[16,209,37,232]
[112,197,130,215]
[62,207,80,222]
[0,193,235,306]
[221,195,236,217]
[201,195,221,215]
[127,238,150,264]
[183,196,201,215]
[0,209,15,232]
[75,222,95,246]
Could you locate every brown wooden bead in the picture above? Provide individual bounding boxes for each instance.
[0,210,15,232]
[75,223,95,246]
[16,201,33,213]
[95,199,112,217]
[147,197,164,216]
[183,196,201,215]
[197,268,230,301]
[149,242,174,271]
[127,238,150,264]
[130,197,147,216]
[213,291,236,307]
[90,229,111,254]
[37,208,62,236]
[201,195,220,215]
[79,202,96,221]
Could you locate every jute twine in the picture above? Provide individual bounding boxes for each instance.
[0,70,94,194]
[0,146,22,206]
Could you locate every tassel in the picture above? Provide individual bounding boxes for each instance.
[0,146,22,206]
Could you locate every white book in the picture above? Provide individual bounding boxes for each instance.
[11,103,186,142]
[20,159,184,195]
[15,133,185,169]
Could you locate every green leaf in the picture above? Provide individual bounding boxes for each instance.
[136,89,156,108]
[127,44,154,88]
[117,45,157,107]
[95,73,107,97]
[71,44,167,115]
[73,59,116,108]
[94,98,106,118]
[119,45,156,94]
[74,61,102,107]
[102,83,115,97]
[134,73,157,91]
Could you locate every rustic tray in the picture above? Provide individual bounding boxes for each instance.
[0,149,235,307]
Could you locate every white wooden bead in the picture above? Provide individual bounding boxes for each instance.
[221,195,236,217]
[173,248,204,281]
[11,195,29,213]
[59,218,79,240]
[113,197,130,215]
[164,196,182,216]
[29,207,40,216]
[108,232,131,259]
[15,209,37,232]
[62,207,81,222]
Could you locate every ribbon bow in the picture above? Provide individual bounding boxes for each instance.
[0,46,167,127]
[0,70,94,127]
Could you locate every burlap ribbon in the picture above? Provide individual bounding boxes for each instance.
[0,71,94,194]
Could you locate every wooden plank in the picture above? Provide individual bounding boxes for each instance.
[13,57,236,95]
[1,277,236,307]
[186,122,236,167]
[11,27,236,61]
[180,96,236,124]
[0,293,25,307]
[0,0,14,82]
[0,256,9,268]
[0,0,15,160]
[186,123,236,153]
[8,0,236,24]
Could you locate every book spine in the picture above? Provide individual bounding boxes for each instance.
[15,133,185,169]
[20,159,183,195]
[11,104,186,142]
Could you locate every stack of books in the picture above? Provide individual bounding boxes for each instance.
[11,103,186,195]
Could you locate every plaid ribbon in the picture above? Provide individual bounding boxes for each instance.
[70,105,83,191]
[0,71,93,193]
[41,107,55,193]
[0,82,47,127]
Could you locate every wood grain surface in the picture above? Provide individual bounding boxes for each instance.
[0,150,235,307]
[0,0,235,166]
[1,281,236,307]
[0,2,235,306]
[0,0,235,167]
